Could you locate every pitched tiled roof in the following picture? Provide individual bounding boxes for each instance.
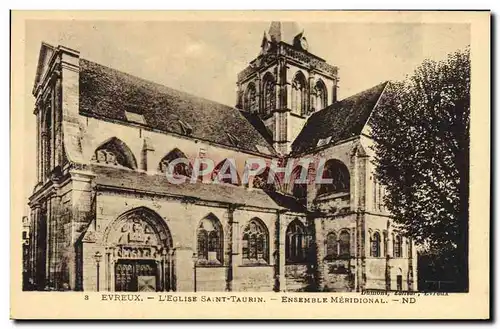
[91,165,306,211]
[291,81,388,154]
[264,190,308,213]
[239,111,274,145]
[78,59,277,156]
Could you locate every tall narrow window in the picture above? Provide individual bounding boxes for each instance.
[43,104,53,179]
[326,232,338,259]
[339,230,351,258]
[291,165,308,203]
[394,235,402,258]
[314,80,327,111]
[196,215,223,265]
[396,275,403,291]
[371,232,381,257]
[383,230,388,257]
[197,229,208,260]
[292,72,307,116]
[285,219,309,264]
[262,73,276,115]
[242,218,269,265]
[245,83,257,113]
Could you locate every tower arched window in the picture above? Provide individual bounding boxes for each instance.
[245,83,257,113]
[317,159,350,197]
[292,72,307,116]
[371,232,381,257]
[242,218,269,265]
[196,215,223,265]
[285,219,309,264]
[314,80,327,111]
[339,230,351,258]
[262,74,276,115]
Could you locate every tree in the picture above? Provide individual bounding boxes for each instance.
[369,48,470,292]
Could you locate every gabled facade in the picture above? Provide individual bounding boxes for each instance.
[26,22,417,293]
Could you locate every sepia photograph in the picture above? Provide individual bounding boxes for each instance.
[10,10,490,319]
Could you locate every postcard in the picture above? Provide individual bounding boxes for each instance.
[10,10,490,319]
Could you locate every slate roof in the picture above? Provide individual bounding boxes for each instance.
[91,165,306,212]
[78,59,277,156]
[291,81,388,154]
[238,111,274,145]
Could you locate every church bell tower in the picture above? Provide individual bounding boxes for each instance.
[236,21,339,154]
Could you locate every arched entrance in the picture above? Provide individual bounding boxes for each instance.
[104,207,174,292]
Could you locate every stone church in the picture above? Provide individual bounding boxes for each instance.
[27,22,417,292]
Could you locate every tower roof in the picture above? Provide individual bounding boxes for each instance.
[268,21,303,44]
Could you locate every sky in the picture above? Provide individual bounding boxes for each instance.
[21,20,470,213]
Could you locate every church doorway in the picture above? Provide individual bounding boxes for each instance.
[397,275,403,291]
[115,259,158,292]
[104,207,174,292]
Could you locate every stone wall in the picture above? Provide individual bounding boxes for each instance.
[233,266,274,292]
[77,190,280,292]
[195,266,226,292]
[322,259,355,291]
[284,264,309,291]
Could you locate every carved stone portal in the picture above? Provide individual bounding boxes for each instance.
[105,208,174,292]
[113,215,161,246]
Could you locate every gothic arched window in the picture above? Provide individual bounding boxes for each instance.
[197,229,208,260]
[285,219,308,264]
[92,137,137,169]
[314,79,327,111]
[317,159,350,196]
[252,167,280,191]
[242,218,269,265]
[291,165,308,202]
[159,148,192,177]
[394,235,402,258]
[326,231,338,259]
[212,159,241,185]
[339,230,351,258]
[196,215,223,265]
[245,83,257,113]
[262,74,276,115]
[292,72,307,116]
[371,232,381,257]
